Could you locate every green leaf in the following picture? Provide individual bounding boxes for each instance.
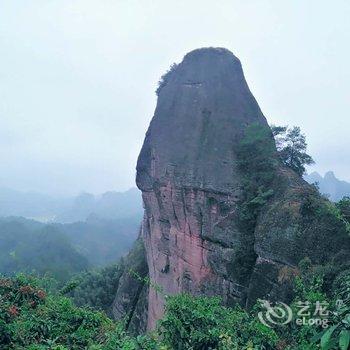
[339,330,350,350]
[321,325,337,349]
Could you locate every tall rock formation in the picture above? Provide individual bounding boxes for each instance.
[136,47,270,329]
[112,47,350,332]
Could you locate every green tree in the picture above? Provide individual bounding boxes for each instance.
[272,125,314,176]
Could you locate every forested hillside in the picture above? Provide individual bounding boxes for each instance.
[0,219,88,282]
[0,216,139,282]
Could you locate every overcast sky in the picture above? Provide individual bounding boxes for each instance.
[0,1,349,195]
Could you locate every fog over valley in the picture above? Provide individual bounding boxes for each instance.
[1,1,349,196]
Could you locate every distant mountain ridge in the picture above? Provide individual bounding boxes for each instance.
[304,171,350,201]
[56,188,142,223]
[0,217,90,281]
[0,188,70,222]
[0,187,142,223]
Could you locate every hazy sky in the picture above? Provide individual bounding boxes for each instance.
[1,1,349,195]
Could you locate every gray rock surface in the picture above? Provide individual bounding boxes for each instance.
[112,47,350,332]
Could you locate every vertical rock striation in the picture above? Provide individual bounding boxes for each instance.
[137,47,270,329]
[113,47,350,331]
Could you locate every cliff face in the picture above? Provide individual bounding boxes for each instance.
[137,48,271,329]
[112,48,350,331]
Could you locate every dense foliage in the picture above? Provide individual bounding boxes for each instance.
[320,270,350,350]
[296,191,350,265]
[159,294,278,349]
[63,263,124,315]
[0,275,279,350]
[2,261,350,349]
[275,259,350,350]
[335,197,350,227]
[0,274,157,350]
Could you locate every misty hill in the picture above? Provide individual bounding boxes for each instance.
[56,188,142,223]
[0,215,139,280]
[0,218,89,282]
[0,187,142,278]
[0,188,70,222]
[54,216,139,266]
[305,171,350,201]
[0,187,142,223]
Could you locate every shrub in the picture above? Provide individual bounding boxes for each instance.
[62,262,124,316]
[0,274,118,349]
[156,63,178,96]
[158,293,278,349]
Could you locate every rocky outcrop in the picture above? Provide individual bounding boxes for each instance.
[113,47,350,332]
[111,238,148,334]
[137,48,271,329]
